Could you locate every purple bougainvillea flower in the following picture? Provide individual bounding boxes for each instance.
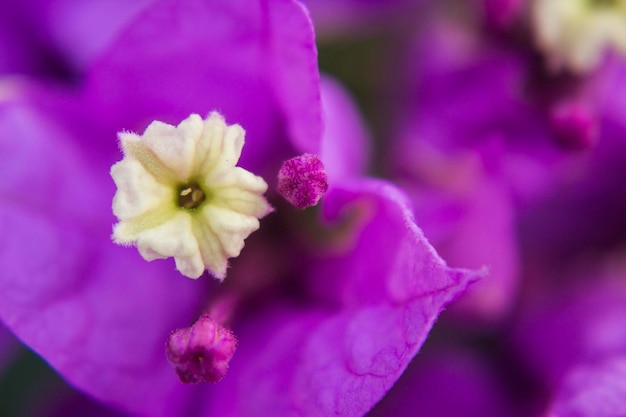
[0,1,480,416]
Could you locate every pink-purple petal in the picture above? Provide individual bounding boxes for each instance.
[369,348,519,417]
[548,357,626,417]
[319,76,371,181]
[0,101,206,417]
[84,0,321,175]
[195,179,481,417]
[513,278,626,388]
[301,180,482,415]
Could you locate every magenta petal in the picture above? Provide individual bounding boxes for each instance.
[0,101,109,220]
[424,175,519,321]
[40,0,155,71]
[1,210,204,417]
[320,76,371,181]
[0,7,43,76]
[0,103,205,417]
[312,180,484,306]
[370,348,518,417]
[268,0,322,154]
[514,279,626,387]
[84,0,321,173]
[202,180,482,416]
[548,357,626,417]
[0,0,154,77]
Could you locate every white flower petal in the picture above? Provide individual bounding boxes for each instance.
[112,205,177,244]
[197,112,245,181]
[201,205,261,258]
[133,211,205,279]
[111,157,173,220]
[189,217,228,280]
[211,166,268,191]
[213,187,273,218]
[123,115,203,182]
[173,252,206,280]
[111,112,271,280]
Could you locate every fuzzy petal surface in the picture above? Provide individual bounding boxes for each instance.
[200,180,482,417]
[0,102,205,417]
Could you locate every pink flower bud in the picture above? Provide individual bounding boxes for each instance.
[166,315,237,383]
[277,153,329,209]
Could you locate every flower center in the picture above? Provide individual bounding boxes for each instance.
[111,112,272,279]
[177,182,207,210]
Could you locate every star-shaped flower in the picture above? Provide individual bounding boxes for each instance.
[111,112,272,279]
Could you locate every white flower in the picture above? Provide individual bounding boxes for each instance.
[533,0,626,73]
[111,112,272,280]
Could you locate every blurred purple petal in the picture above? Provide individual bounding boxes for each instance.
[369,348,519,417]
[514,278,626,387]
[84,0,321,175]
[426,176,519,320]
[0,0,153,78]
[548,357,626,417]
[396,141,519,321]
[320,76,371,181]
[39,0,155,71]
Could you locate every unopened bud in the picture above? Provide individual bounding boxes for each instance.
[166,315,237,383]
